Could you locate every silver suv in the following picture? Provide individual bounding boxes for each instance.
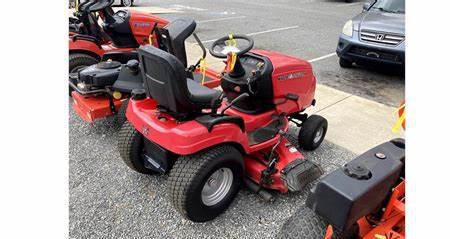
[336,0,405,68]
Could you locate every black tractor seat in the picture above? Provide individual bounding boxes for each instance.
[138,45,221,119]
[186,79,221,108]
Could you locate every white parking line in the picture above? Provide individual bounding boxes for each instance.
[170,4,207,11]
[308,53,337,63]
[198,16,246,24]
[200,26,299,43]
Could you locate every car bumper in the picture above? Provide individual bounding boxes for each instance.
[336,33,405,66]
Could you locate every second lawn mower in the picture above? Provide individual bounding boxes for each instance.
[119,32,328,222]
[69,0,169,74]
[70,18,221,126]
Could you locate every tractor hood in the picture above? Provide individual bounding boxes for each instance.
[356,10,405,35]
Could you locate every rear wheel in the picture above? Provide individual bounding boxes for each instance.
[118,121,158,174]
[69,53,98,96]
[339,57,353,68]
[122,0,134,7]
[278,205,359,239]
[298,115,328,150]
[168,145,244,222]
[115,99,129,128]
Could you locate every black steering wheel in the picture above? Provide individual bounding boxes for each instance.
[209,34,254,59]
[89,0,114,12]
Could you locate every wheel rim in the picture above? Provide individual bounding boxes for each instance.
[201,168,234,206]
[313,127,324,144]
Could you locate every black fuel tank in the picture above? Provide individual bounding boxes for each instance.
[306,139,405,231]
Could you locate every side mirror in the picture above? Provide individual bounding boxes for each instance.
[362,2,371,11]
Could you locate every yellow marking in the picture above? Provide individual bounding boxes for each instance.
[112,91,122,100]
[199,58,207,85]
[392,103,405,133]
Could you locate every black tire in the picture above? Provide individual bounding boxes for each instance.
[168,145,244,222]
[69,53,98,96]
[115,99,129,128]
[118,121,157,174]
[122,0,134,7]
[298,115,328,150]
[339,57,353,68]
[278,205,328,239]
[278,205,359,239]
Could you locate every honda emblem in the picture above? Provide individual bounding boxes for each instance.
[376,34,385,41]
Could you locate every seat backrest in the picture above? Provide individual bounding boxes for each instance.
[157,17,196,68]
[138,45,196,117]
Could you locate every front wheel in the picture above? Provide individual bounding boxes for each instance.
[168,145,244,222]
[339,57,353,68]
[298,115,328,150]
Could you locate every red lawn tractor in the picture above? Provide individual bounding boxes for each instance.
[278,138,405,239]
[119,33,327,222]
[70,18,220,126]
[69,0,169,75]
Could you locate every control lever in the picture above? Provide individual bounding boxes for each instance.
[247,70,261,95]
[187,33,207,72]
[220,93,249,115]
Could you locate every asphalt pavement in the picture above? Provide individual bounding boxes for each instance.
[69,0,404,238]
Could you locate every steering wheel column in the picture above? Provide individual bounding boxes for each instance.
[209,34,254,78]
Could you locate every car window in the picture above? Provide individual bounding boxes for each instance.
[372,0,405,13]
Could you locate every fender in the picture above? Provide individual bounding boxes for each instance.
[69,37,105,58]
[126,98,248,156]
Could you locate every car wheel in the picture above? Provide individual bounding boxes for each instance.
[339,57,353,68]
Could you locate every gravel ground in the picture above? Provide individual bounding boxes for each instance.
[69,104,356,239]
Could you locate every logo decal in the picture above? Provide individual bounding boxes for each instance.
[278,72,305,81]
[376,34,385,41]
[134,22,151,28]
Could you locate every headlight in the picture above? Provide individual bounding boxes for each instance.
[342,20,353,37]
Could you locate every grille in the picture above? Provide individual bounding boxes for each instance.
[348,46,401,63]
[360,30,404,46]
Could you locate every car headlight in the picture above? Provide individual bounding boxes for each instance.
[342,20,353,37]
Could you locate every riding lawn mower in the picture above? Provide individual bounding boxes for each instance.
[69,0,168,75]
[118,29,328,222]
[70,18,221,126]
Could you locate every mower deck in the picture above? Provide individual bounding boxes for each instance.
[71,92,123,123]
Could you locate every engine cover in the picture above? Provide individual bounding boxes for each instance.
[78,61,121,88]
[306,139,405,231]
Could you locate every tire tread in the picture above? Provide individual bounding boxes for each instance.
[168,145,241,221]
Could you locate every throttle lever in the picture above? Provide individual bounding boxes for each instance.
[247,70,261,95]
